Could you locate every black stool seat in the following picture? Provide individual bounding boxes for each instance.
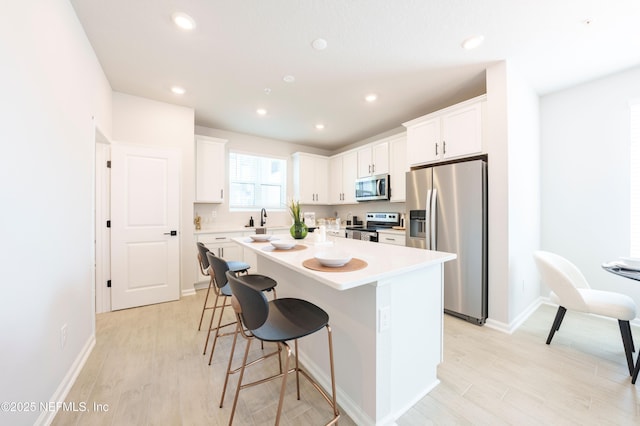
[252,298,328,342]
[223,270,339,425]
[204,252,277,366]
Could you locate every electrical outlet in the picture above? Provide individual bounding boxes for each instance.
[379,307,391,332]
[211,210,217,218]
[61,324,68,349]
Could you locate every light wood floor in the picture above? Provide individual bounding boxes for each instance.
[53,293,640,425]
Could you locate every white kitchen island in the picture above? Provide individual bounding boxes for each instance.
[234,234,456,425]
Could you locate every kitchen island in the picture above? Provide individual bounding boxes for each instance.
[234,235,456,425]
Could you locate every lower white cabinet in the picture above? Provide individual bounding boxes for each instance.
[377,230,405,246]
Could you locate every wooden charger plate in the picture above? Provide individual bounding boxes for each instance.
[302,258,367,272]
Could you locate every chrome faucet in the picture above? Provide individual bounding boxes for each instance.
[260,208,267,227]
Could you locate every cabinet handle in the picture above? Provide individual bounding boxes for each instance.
[443,141,446,155]
[220,248,224,257]
[372,164,375,173]
[215,237,225,240]
[221,189,224,199]
[435,142,439,156]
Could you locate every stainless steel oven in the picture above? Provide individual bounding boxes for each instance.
[345,212,400,242]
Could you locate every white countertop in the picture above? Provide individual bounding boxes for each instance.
[234,234,456,291]
[194,225,291,235]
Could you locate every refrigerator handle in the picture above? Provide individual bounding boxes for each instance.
[425,189,432,249]
[430,188,438,250]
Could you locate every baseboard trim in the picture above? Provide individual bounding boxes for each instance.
[36,334,96,426]
[485,297,544,334]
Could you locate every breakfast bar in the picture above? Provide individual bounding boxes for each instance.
[234,235,456,425]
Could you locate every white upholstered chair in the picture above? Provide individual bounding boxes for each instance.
[533,250,637,375]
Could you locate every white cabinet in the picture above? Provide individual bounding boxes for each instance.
[196,232,244,282]
[292,152,329,204]
[388,134,407,202]
[195,135,227,203]
[404,95,485,166]
[329,150,358,204]
[377,230,405,246]
[357,141,389,178]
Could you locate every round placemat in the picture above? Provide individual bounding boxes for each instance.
[302,258,367,272]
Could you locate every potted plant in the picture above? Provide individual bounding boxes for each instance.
[288,199,308,239]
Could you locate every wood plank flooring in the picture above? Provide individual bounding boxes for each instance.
[53,293,640,425]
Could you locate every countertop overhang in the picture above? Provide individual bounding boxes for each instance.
[234,234,456,291]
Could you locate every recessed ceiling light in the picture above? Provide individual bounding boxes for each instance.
[172,12,196,31]
[171,86,186,95]
[365,94,378,103]
[311,38,328,51]
[264,88,272,94]
[283,75,295,83]
[315,124,325,130]
[256,108,267,116]
[461,35,484,50]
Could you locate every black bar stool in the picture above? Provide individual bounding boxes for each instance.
[222,270,339,425]
[196,242,249,333]
[204,252,277,365]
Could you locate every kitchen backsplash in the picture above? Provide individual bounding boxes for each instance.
[194,201,405,230]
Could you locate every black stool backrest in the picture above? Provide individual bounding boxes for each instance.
[207,252,230,289]
[197,242,211,269]
[226,271,269,330]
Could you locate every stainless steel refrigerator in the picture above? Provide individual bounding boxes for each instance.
[406,158,487,325]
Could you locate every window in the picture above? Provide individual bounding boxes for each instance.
[631,100,640,256]
[228,152,286,210]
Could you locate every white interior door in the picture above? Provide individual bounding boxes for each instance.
[111,143,181,310]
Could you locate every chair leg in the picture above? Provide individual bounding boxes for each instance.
[202,292,220,355]
[229,335,253,425]
[326,325,339,420]
[208,297,230,365]
[275,342,291,426]
[618,320,635,376]
[546,306,567,344]
[632,354,640,384]
[197,278,213,330]
[220,321,241,408]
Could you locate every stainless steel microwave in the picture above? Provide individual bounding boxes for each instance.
[355,174,390,202]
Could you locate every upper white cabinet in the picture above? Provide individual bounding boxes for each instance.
[357,141,389,178]
[329,150,358,204]
[404,95,485,166]
[292,152,329,204]
[195,135,227,203]
[389,134,407,202]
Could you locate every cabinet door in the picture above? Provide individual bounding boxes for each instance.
[389,135,407,202]
[406,118,440,166]
[329,155,343,204]
[357,146,372,178]
[341,151,358,204]
[372,141,389,175]
[441,102,482,160]
[313,157,329,204]
[296,154,317,204]
[195,136,226,202]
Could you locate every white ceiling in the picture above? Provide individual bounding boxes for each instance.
[70,0,640,150]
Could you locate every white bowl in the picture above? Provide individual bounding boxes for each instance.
[271,240,296,250]
[619,257,640,270]
[315,250,352,267]
[250,234,272,242]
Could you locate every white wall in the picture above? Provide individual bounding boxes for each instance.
[485,61,541,329]
[0,1,112,425]
[112,93,195,295]
[540,65,640,306]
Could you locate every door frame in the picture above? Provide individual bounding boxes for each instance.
[95,126,111,313]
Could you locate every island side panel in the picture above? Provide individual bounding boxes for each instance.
[382,264,443,421]
[257,256,379,425]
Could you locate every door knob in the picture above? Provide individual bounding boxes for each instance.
[164,230,178,236]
